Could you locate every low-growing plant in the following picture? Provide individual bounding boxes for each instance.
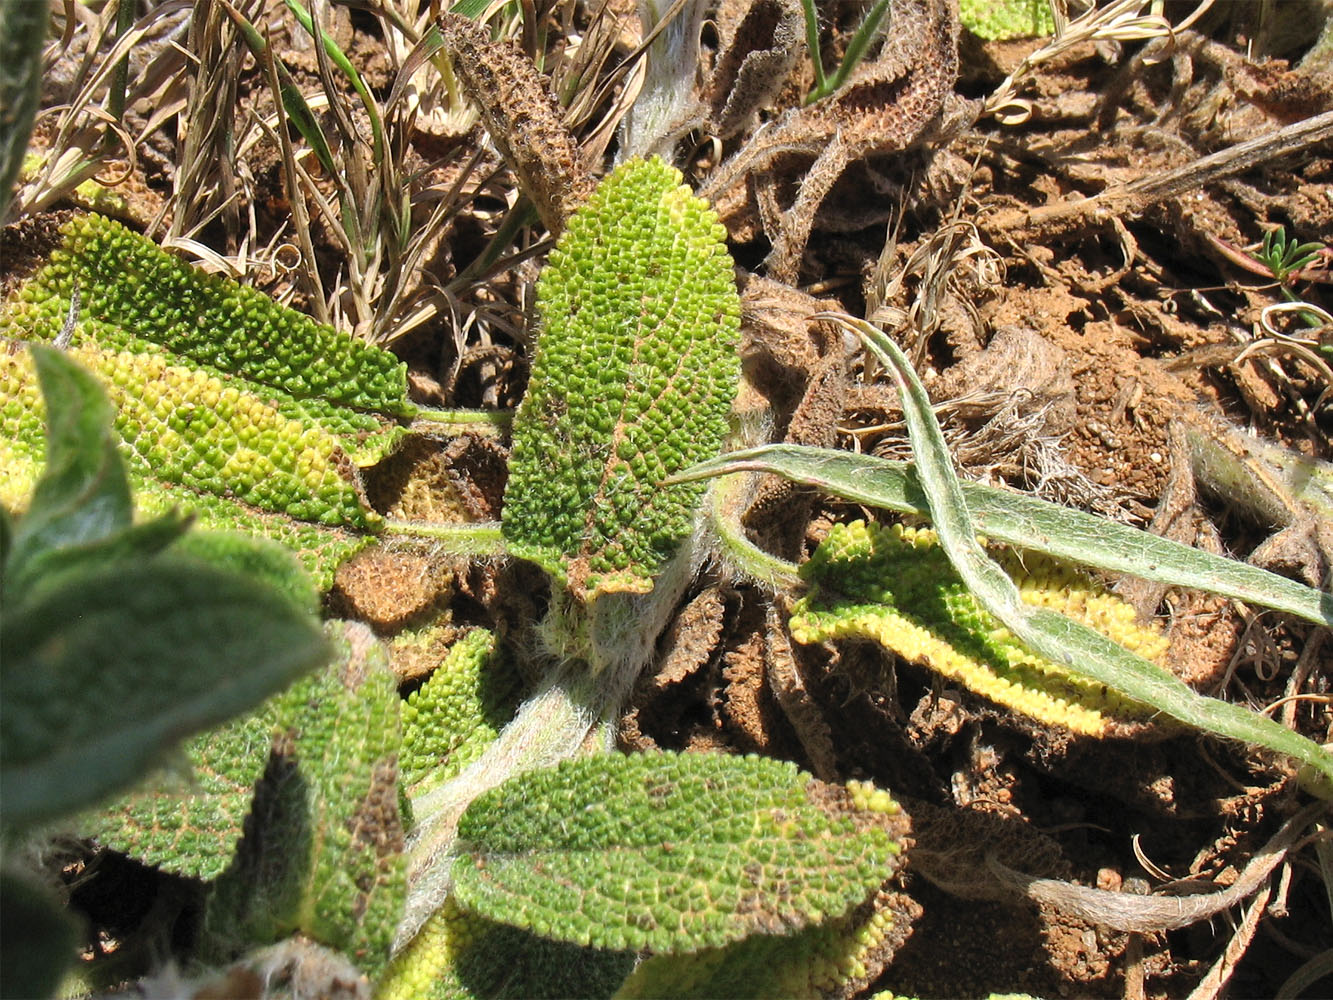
[0,345,330,997]
[2,161,1330,997]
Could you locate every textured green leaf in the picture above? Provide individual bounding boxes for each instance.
[501,158,740,599]
[453,752,909,953]
[133,479,374,594]
[203,622,405,978]
[959,0,1053,39]
[1,338,381,591]
[379,896,634,1000]
[791,520,1166,736]
[0,557,328,831]
[170,529,320,617]
[400,628,518,796]
[0,869,77,1000]
[79,704,279,881]
[615,887,918,1000]
[4,215,411,414]
[1,341,384,531]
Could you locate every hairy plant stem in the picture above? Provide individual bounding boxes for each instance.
[394,514,714,950]
[408,408,513,436]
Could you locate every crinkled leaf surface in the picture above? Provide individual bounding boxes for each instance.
[501,158,740,599]
[400,628,518,796]
[0,557,329,831]
[80,663,298,881]
[6,214,412,414]
[0,341,383,532]
[203,621,404,979]
[453,752,908,953]
[0,216,431,589]
[379,896,634,1000]
[2,343,136,598]
[791,520,1167,736]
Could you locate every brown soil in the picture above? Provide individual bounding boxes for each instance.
[6,2,1331,997]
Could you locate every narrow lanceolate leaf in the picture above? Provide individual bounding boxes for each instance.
[378,896,634,1000]
[202,622,404,979]
[0,558,328,831]
[4,214,411,413]
[839,312,1333,783]
[791,521,1167,736]
[674,444,1333,629]
[615,888,919,1000]
[501,158,741,599]
[453,752,909,954]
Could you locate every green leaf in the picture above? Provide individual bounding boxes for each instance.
[676,444,1333,628]
[0,0,47,221]
[79,690,294,881]
[452,751,909,953]
[379,896,634,1000]
[0,869,77,1000]
[133,478,375,594]
[501,158,741,599]
[791,520,1167,736]
[3,344,133,596]
[0,557,328,831]
[5,214,412,415]
[840,312,1333,784]
[959,0,1053,40]
[203,622,405,979]
[172,529,320,617]
[616,888,917,999]
[400,629,518,796]
[6,506,190,610]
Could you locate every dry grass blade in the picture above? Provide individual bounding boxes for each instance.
[13,0,191,220]
[166,0,254,249]
[986,0,1172,124]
